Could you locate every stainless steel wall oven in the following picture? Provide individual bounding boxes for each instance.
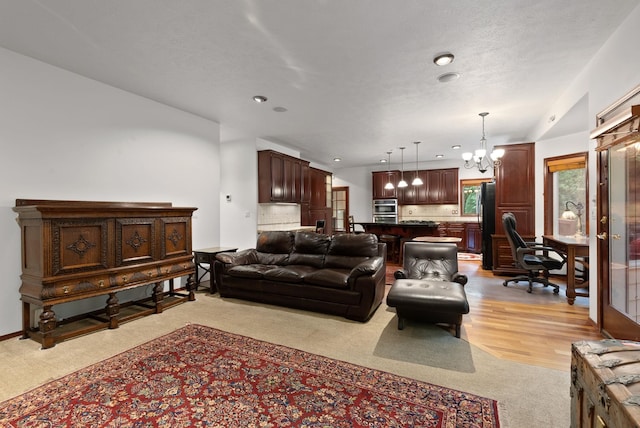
[373,199,398,223]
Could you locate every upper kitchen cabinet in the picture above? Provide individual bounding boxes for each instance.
[301,167,333,234]
[372,171,400,199]
[427,168,459,204]
[258,150,310,203]
[392,168,458,205]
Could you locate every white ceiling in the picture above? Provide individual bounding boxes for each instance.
[1,0,638,168]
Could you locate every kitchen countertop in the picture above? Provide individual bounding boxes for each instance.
[356,222,440,227]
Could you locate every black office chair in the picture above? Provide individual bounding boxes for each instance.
[502,212,566,294]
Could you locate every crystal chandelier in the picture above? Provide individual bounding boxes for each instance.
[462,112,504,173]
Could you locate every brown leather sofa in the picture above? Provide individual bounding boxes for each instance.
[213,231,386,322]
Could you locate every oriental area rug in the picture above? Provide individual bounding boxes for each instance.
[0,324,500,427]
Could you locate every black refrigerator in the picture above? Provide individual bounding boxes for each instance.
[480,182,496,270]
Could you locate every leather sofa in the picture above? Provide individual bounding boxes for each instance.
[213,231,386,321]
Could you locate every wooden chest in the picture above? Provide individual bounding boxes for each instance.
[571,339,640,428]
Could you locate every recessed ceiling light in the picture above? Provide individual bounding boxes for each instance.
[380,159,387,163]
[273,106,287,112]
[333,157,341,162]
[252,95,267,103]
[437,72,460,83]
[433,52,454,66]
[435,154,444,158]
[451,145,461,150]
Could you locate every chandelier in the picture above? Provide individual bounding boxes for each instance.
[462,112,504,173]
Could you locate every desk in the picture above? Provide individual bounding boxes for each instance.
[542,235,589,305]
[194,247,238,293]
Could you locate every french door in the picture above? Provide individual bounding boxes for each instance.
[595,100,640,340]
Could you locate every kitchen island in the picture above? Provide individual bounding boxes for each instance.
[356,222,441,241]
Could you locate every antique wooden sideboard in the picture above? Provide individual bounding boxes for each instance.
[13,199,197,349]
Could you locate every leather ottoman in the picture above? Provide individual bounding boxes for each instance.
[386,279,470,338]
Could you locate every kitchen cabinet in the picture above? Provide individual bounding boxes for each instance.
[491,142,535,275]
[372,171,399,199]
[258,150,310,203]
[465,222,482,253]
[302,167,333,234]
[426,168,459,204]
[438,222,466,251]
[392,168,458,205]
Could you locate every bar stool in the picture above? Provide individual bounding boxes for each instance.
[380,234,401,264]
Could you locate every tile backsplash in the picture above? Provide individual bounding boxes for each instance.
[400,204,471,222]
[258,203,302,230]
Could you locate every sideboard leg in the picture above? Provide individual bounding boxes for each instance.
[106,292,120,329]
[21,301,31,340]
[39,305,57,349]
[153,282,164,313]
[187,273,196,301]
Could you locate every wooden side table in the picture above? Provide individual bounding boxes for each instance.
[193,247,238,293]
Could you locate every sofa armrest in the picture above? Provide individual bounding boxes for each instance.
[215,248,258,266]
[394,269,408,279]
[348,256,384,280]
[452,272,468,286]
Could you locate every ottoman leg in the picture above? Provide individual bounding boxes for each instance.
[397,316,405,330]
[455,323,461,338]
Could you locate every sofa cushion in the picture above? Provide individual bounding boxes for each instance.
[256,231,294,254]
[263,265,318,283]
[304,269,350,289]
[227,264,278,279]
[328,233,378,257]
[324,233,379,269]
[257,252,289,265]
[288,232,331,268]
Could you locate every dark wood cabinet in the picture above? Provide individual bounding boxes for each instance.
[385,168,458,205]
[302,167,333,234]
[491,142,536,274]
[465,222,482,253]
[258,150,310,203]
[438,222,466,251]
[372,171,399,199]
[13,199,196,349]
[440,168,459,204]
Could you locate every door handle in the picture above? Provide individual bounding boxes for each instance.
[612,234,621,240]
[596,232,608,240]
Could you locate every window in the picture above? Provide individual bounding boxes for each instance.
[544,153,588,236]
[460,178,492,216]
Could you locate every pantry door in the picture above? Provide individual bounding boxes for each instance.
[594,98,640,340]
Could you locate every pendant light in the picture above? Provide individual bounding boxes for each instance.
[398,147,408,188]
[384,151,394,190]
[412,142,423,186]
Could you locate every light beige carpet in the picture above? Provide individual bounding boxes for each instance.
[0,290,570,427]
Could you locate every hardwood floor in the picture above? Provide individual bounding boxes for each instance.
[387,258,603,371]
[456,259,603,371]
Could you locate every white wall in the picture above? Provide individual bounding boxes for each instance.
[0,47,221,337]
[219,136,258,251]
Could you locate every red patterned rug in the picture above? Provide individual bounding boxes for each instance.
[0,324,500,427]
